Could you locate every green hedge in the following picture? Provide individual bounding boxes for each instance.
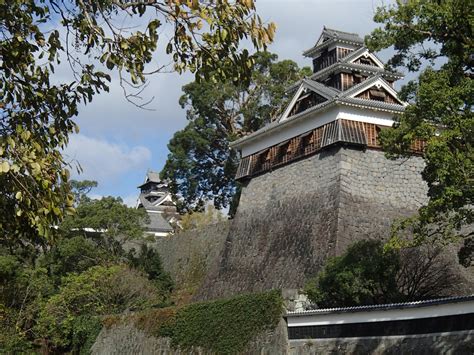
[121,290,283,354]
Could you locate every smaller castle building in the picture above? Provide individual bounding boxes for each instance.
[136,170,179,237]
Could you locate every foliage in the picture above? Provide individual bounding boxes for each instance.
[70,315,103,355]
[40,235,113,283]
[35,264,166,351]
[124,290,283,354]
[305,240,457,307]
[127,244,174,296]
[179,205,226,231]
[70,179,98,205]
[60,195,148,241]
[1,0,274,244]
[161,52,311,212]
[397,244,461,300]
[366,0,473,251]
[305,240,401,307]
[0,188,174,353]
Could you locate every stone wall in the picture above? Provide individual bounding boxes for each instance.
[336,148,427,253]
[152,222,229,286]
[91,318,288,355]
[195,146,429,300]
[91,320,474,354]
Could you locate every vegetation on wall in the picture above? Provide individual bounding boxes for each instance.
[106,290,283,354]
[179,205,227,231]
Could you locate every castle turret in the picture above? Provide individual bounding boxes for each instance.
[136,170,179,237]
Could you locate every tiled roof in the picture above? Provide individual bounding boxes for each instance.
[303,78,340,99]
[146,171,161,183]
[340,74,384,97]
[286,295,474,317]
[304,27,364,57]
[231,75,406,148]
[339,47,368,63]
[323,27,364,44]
[144,212,174,232]
[286,58,403,94]
[337,97,405,113]
[230,100,336,148]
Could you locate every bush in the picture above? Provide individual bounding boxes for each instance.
[36,264,166,351]
[304,240,401,307]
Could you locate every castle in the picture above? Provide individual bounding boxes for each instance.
[231,27,420,181]
[143,28,470,302]
[92,28,474,355]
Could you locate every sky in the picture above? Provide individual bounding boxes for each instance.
[63,0,397,206]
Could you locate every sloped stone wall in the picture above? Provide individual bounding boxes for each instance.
[91,318,288,355]
[335,148,427,253]
[195,146,428,301]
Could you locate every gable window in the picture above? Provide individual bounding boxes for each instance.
[289,91,326,117]
[369,89,386,101]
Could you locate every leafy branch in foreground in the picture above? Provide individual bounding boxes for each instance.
[1,0,275,245]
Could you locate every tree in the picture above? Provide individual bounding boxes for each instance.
[61,196,147,238]
[127,244,174,295]
[161,52,311,212]
[70,180,98,205]
[1,0,275,244]
[304,240,401,307]
[304,240,457,307]
[35,265,166,352]
[365,1,473,252]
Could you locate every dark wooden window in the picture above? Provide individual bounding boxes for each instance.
[235,120,425,180]
[289,91,326,117]
[341,73,353,90]
[313,48,337,72]
[336,47,353,60]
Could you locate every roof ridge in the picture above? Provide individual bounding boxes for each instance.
[286,294,474,316]
[304,78,340,93]
[339,74,382,97]
[340,47,368,63]
[301,79,339,100]
[323,27,362,38]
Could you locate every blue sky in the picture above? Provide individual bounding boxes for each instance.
[63,0,397,206]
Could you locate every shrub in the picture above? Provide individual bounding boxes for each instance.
[36,264,166,351]
[304,240,401,307]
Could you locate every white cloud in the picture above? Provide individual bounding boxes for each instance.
[64,134,152,184]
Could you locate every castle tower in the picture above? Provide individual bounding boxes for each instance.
[195,28,431,301]
[136,170,179,237]
[231,27,413,181]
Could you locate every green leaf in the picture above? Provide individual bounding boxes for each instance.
[1,161,10,173]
